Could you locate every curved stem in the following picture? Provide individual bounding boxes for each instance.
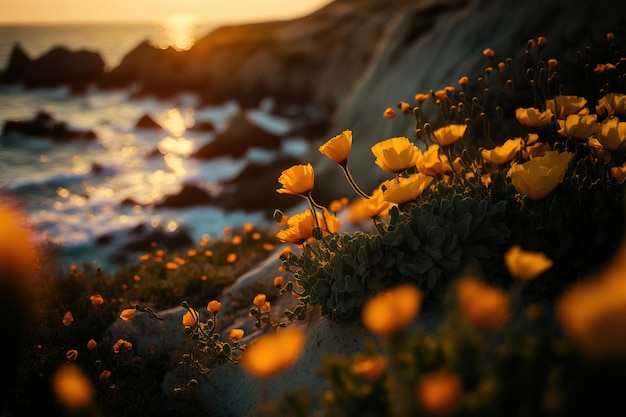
[340,162,371,199]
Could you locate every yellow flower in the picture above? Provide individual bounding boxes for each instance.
[481,138,523,165]
[595,117,626,152]
[112,338,132,353]
[274,276,286,289]
[276,163,314,196]
[361,284,422,336]
[504,245,553,281]
[483,48,495,58]
[89,294,104,305]
[347,186,394,222]
[416,370,462,416]
[119,308,137,322]
[457,277,509,332]
[383,107,396,119]
[243,222,254,233]
[229,328,244,342]
[611,162,626,182]
[507,151,573,199]
[557,113,598,140]
[253,293,267,307]
[226,253,237,263]
[545,95,588,119]
[432,124,467,146]
[596,92,626,117]
[86,339,97,350]
[557,240,626,358]
[275,210,317,244]
[62,311,74,327]
[352,354,387,381]
[182,308,198,327]
[165,261,179,270]
[371,136,422,173]
[51,364,94,412]
[319,130,352,164]
[380,173,434,204]
[417,144,452,176]
[207,300,222,314]
[415,93,430,103]
[399,101,412,113]
[240,327,305,378]
[515,107,553,128]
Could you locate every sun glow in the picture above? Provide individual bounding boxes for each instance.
[157,13,199,51]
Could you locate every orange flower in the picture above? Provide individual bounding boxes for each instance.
[274,276,286,289]
[119,308,137,322]
[62,311,74,327]
[596,116,626,151]
[232,235,242,245]
[481,138,523,165]
[275,210,317,244]
[416,370,462,416]
[515,107,553,128]
[483,48,495,58]
[348,186,394,222]
[417,144,452,176]
[243,222,254,233]
[380,173,434,204]
[457,277,509,332]
[545,95,587,119]
[86,339,97,350]
[276,163,315,196]
[352,354,387,381]
[458,76,469,86]
[207,300,222,314]
[415,93,430,103]
[182,308,198,327]
[253,294,267,308]
[99,370,111,381]
[89,294,104,305]
[383,107,396,119]
[557,113,598,140]
[112,338,132,353]
[51,364,94,412]
[361,284,422,336]
[319,130,353,164]
[432,124,467,146]
[229,328,245,342]
[226,253,237,263]
[504,245,553,281]
[507,151,573,199]
[240,328,305,378]
[371,136,422,173]
[596,92,626,117]
[165,262,179,270]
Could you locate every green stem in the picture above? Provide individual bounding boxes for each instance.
[340,162,371,199]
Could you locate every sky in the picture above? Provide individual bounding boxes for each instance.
[0,0,335,24]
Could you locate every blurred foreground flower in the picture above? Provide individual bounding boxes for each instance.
[51,363,94,412]
[361,284,422,336]
[240,327,305,378]
[504,245,553,281]
[416,370,462,416]
[457,277,509,332]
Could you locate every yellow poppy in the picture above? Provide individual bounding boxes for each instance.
[383,107,396,119]
[89,294,104,305]
[207,300,222,314]
[319,130,352,164]
[515,107,553,128]
[275,210,317,244]
[361,284,422,336]
[240,327,305,378]
[371,136,422,173]
[416,370,462,416]
[119,308,137,322]
[596,92,626,117]
[481,138,523,165]
[276,163,315,196]
[545,95,588,119]
[348,186,394,222]
[432,124,467,146]
[504,245,553,281]
[381,173,434,204]
[229,328,244,342]
[595,117,626,152]
[417,144,452,176]
[557,113,598,140]
[507,151,573,199]
[182,308,198,327]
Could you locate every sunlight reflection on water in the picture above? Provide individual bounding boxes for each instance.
[156,14,199,51]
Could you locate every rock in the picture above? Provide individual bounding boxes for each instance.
[134,113,162,129]
[192,112,283,160]
[21,46,105,88]
[213,155,306,215]
[2,43,32,84]
[188,120,215,133]
[154,184,212,208]
[2,110,98,141]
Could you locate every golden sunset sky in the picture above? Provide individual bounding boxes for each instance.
[0,0,334,24]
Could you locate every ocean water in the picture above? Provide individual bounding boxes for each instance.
[0,23,309,270]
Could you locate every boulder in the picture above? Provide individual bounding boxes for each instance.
[2,110,98,141]
[134,113,162,129]
[20,46,105,88]
[192,112,283,160]
[154,184,212,208]
[2,43,32,84]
